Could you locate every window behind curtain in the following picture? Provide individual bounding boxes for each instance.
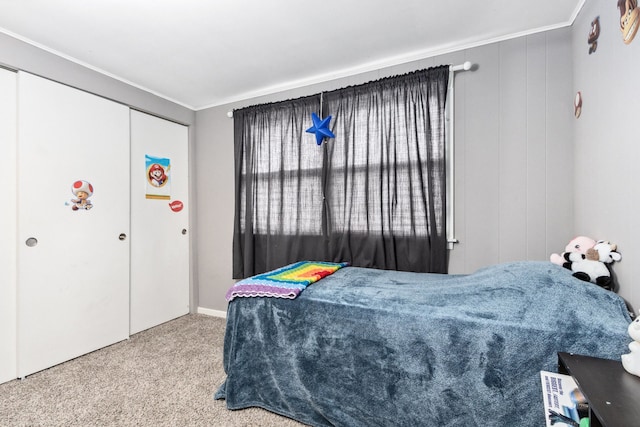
[233,95,326,278]
[233,66,449,279]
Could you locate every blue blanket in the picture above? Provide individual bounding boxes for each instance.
[215,261,632,426]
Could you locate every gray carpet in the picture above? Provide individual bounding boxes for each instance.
[0,314,305,426]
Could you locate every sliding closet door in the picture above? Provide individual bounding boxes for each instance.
[0,68,17,384]
[17,72,130,377]
[130,110,189,334]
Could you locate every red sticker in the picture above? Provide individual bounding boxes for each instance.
[169,200,184,212]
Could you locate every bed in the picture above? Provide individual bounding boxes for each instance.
[215,261,632,426]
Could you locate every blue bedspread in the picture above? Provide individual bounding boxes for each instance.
[215,261,632,426]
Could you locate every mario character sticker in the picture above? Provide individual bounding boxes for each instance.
[145,155,171,200]
[619,0,640,44]
[69,180,94,210]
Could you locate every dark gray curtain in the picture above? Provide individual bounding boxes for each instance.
[233,95,324,278]
[323,66,450,273]
[233,66,449,278]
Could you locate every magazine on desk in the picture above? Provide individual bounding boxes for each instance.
[540,370,588,427]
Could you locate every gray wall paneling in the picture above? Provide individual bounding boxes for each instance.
[573,0,640,313]
[195,28,575,312]
[545,29,575,260]
[461,43,502,272]
[499,37,528,263]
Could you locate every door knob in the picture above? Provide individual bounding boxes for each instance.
[182,229,187,235]
[119,233,127,241]
[25,237,38,247]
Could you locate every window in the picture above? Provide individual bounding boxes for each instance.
[233,66,449,278]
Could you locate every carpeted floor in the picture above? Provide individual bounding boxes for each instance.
[0,314,305,426]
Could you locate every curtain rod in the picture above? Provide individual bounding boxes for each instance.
[227,62,474,118]
[446,61,474,249]
[450,61,472,72]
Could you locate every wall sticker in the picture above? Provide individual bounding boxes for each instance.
[69,180,94,210]
[588,16,600,54]
[145,155,171,200]
[619,0,640,44]
[169,200,184,212]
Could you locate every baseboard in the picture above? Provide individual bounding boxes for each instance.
[197,307,227,318]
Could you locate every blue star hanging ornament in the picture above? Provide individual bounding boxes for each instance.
[306,112,335,145]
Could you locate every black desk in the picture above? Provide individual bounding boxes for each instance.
[558,352,640,427]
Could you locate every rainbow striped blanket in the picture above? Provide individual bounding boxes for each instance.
[226,261,349,301]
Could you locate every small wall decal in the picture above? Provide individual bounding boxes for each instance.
[619,0,640,44]
[574,92,582,118]
[70,180,94,210]
[169,200,184,212]
[588,16,600,54]
[145,155,171,200]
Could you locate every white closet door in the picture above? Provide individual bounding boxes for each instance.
[17,72,130,377]
[130,110,189,334]
[0,68,17,384]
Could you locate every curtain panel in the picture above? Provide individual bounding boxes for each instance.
[233,66,449,279]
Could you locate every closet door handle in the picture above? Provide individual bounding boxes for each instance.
[181,229,187,235]
[25,237,38,247]
[119,233,127,241]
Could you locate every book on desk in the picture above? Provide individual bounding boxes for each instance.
[540,370,588,426]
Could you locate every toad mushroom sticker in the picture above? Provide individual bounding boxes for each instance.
[69,180,94,210]
[145,154,171,200]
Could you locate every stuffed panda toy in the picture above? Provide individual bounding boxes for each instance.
[563,240,621,291]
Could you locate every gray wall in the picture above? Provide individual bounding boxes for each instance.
[0,33,194,125]
[5,4,634,318]
[195,28,575,312]
[573,0,640,313]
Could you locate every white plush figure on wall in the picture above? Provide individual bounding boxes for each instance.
[621,317,640,377]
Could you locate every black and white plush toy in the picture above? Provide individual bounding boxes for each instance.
[563,240,621,290]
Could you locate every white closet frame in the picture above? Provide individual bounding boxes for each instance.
[0,67,17,384]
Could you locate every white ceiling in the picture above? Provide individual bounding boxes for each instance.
[0,0,584,110]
